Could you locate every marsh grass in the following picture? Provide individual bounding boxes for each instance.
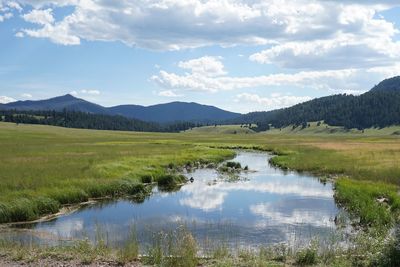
[335,178,400,229]
[143,226,198,267]
[0,123,234,223]
[295,240,317,266]
[1,122,400,265]
[0,225,398,266]
[117,226,139,265]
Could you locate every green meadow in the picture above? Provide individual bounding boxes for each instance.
[1,122,400,265]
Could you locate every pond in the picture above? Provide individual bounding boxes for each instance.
[6,151,346,251]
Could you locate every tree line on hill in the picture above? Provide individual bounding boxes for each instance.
[232,85,400,131]
[0,109,201,132]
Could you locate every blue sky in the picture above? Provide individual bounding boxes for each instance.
[1,1,400,113]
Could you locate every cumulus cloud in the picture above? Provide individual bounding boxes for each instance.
[235,93,311,111]
[7,1,22,11]
[22,8,54,25]
[3,0,400,106]
[249,34,400,70]
[0,1,22,22]
[0,12,12,22]
[10,0,400,55]
[0,95,16,103]
[178,56,226,77]
[20,8,80,45]
[153,56,400,95]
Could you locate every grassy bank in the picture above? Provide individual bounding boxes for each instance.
[0,123,234,223]
[1,122,400,226]
[1,225,399,267]
[0,122,400,265]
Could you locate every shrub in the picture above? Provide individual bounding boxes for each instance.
[140,174,153,184]
[157,174,187,188]
[226,161,241,169]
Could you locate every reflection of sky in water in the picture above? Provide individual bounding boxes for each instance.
[19,151,341,248]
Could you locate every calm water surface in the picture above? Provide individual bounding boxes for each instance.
[10,151,343,249]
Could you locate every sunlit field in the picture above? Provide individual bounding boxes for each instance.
[0,122,400,266]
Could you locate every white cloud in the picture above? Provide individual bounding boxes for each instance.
[0,95,16,103]
[20,8,80,45]
[249,34,400,70]
[21,93,32,98]
[22,8,54,25]
[0,12,12,22]
[178,56,226,77]
[235,93,311,110]
[153,56,400,94]
[0,1,22,22]
[80,89,100,95]
[11,0,400,53]
[157,90,183,97]
[69,89,100,96]
[7,1,22,12]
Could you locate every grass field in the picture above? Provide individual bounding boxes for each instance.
[0,122,400,265]
[184,124,256,134]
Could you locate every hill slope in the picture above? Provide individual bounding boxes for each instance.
[110,102,241,123]
[1,95,240,123]
[370,76,400,92]
[232,76,400,130]
[2,94,110,114]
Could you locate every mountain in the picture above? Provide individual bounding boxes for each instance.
[2,94,110,114]
[110,102,241,123]
[1,94,240,123]
[232,76,400,130]
[370,76,400,92]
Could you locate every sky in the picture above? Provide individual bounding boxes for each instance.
[0,1,400,113]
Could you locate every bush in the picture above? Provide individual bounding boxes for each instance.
[140,174,153,183]
[157,174,187,188]
[226,161,241,169]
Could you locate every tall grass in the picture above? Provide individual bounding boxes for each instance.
[1,122,400,264]
[0,123,235,223]
[334,178,400,229]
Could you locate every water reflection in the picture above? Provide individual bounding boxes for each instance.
[11,151,342,248]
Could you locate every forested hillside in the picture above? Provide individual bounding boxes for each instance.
[232,76,400,130]
[0,109,199,132]
[1,95,240,123]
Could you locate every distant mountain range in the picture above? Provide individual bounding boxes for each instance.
[2,76,400,130]
[0,94,241,123]
[232,76,400,130]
